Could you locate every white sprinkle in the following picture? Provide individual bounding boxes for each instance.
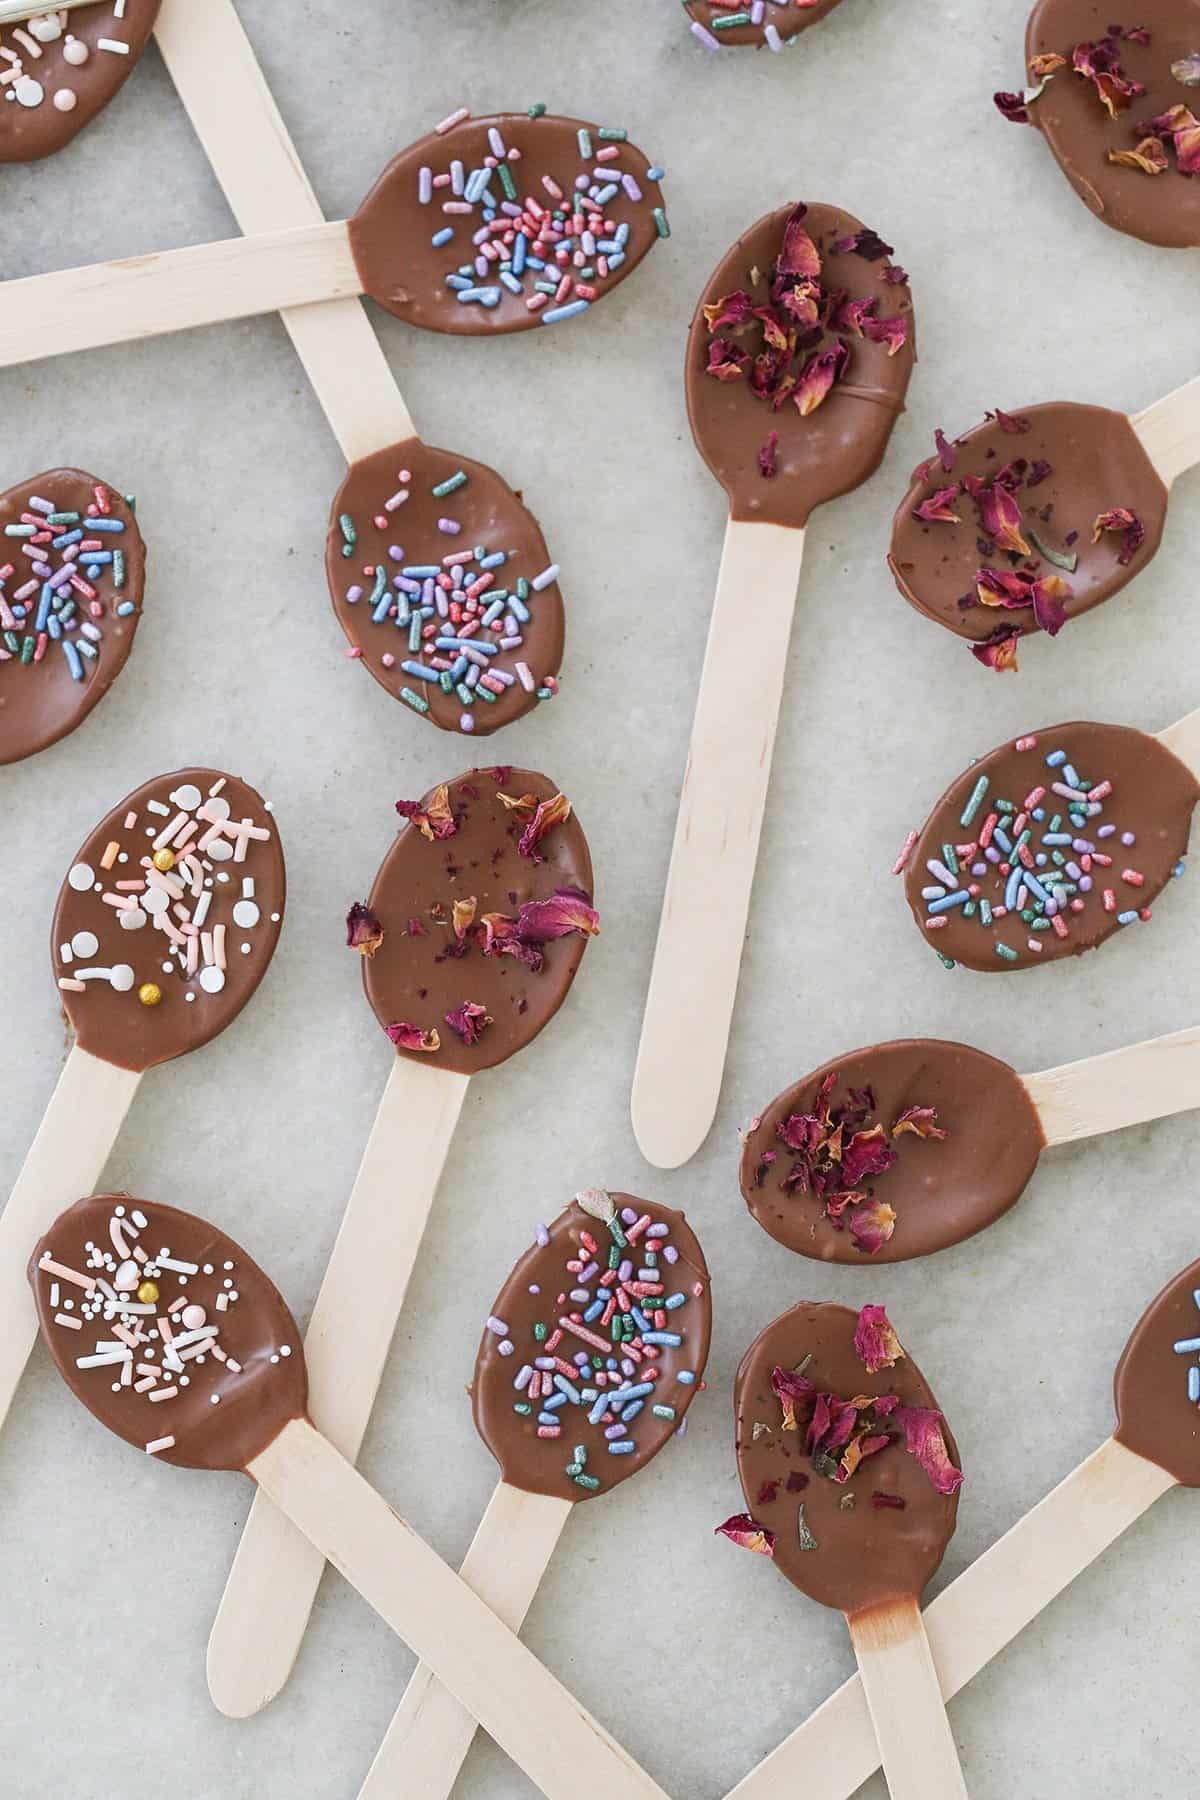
[145,1436,175,1455]
[97,38,130,54]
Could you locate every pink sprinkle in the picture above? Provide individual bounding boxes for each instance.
[1015,735,1038,752]
[891,829,918,875]
[1051,914,1069,939]
[435,106,470,134]
[1027,937,1043,953]
[925,916,948,931]
[1121,868,1144,886]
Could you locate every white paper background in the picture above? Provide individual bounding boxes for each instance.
[2,2,1199,1795]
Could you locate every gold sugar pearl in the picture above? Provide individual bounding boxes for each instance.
[152,848,176,872]
[137,1280,159,1304]
[138,982,162,1008]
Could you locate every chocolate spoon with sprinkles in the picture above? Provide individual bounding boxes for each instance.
[206,768,599,1719]
[742,1028,1200,1262]
[902,712,1199,971]
[0,767,285,1434]
[889,382,1200,667]
[722,1256,1200,1800]
[721,1303,967,1799]
[0,0,160,165]
[28,1194,671,1800]
[632,201,915,1168]
[684,0,846,53]
[357,1188,712,1800]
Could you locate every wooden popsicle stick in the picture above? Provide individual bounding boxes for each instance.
[152,0,415,461]
[724,1437,1172,1800]
[0,225,360,374]
[631,517,806,1169]
[0,1047,140,1431]
[1023,1023,1200,1147]
[1131,374,1200,489]
[847,1596,967,1800]
[359,1481,573,1800]
[249,1417,670,1800]
[206,1058,469,1718]
[1156,704,1200,780]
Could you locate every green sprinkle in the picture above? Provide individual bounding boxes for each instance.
[653,206,670,239]
[113,548,125,589]
[514,1402,532,1416]
[577,126,593,157]
[937,953,957,970]
[651,1404,676,1420]
[431,471,468,499]
[573,1444,587,1465]
[598,127,627,141]
[995,942,1019,962]
[959,774,989,828]
[47,511,79,525]
[980,898,993,926]
[20,635,34,664]
[498,162,517,201]
[574,1474,601,1491]
[963,900,977,918]
[942,843,959,875]
[528,102,546,118]
[400,687,429,715]
[713,10,754,24]
[124,494,136,512]
[533,1322,548,1342]
[516,577,530,600]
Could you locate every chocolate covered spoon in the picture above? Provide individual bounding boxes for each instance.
[633,202,915,1168]
[996,0,1200,249]
[902,714,1199,970]
[28,1194,671,1800]
[742,1028,1200,1261]
[358,1188,711,1800]
[721,1303,967,1799]
[0,0,159,163]
[207,768,598,1718]
[0,768,284,1430]
[685,0,845,53]
[0,466,145,764]
[890,383,1200,666]
[0,106,668,363]
[723,1256,1200,1800]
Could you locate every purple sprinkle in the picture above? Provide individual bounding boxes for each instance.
[621,1207,638,1225]
[485,1315,508,1336]
[663,1245,679,1265]
[1122,831,1136,846]
[604,1422,627,1440]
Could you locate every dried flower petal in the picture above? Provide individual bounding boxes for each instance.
[832,227,894,260]
[346,901,384,956]
[385,1020,441,1053]
[1029,50,1067,78]
[971,625,1022,671]
[707,335,749,381]
[702,289,756,332]
[994,89,1033,124]
[891,1105,948,1141]
[965,476,1030,555]
[396,784,457,841]
[893,1405,964,1494]
[1151,102,1200,173]
[445,1000,491,1045]
[759,430,780,479]
[1108,135,1170,173]
[1072,37,1146,118]
[976,567,1033,608]
[991,407,1032,435]
[451,896,477,944]
[514,887,600,944]
[794,341,849,417]
[871,1491,907,1510]
[771,1363,817,1432]
[497,790,538,814]
[1032,573,1073,636]
[715,1513,776,1556]
[779,204,822,278]
[934,428,958,473]
[854,1304,906,1374]
[518,791,572,858]
[1093,506,1146,565]
[834,294,878,335]
[862,314,908,357]
[913,484,961,525]
[847,1197,897,1255]
[840,1123,897,1188]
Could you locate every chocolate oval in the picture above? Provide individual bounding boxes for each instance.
[734,1303,960,1617]
[349,111,666,337]
[905,721,1197,971]
[684,0,846,47]
[0,1,160,164]
[326,438,564,737]
[361,767,595,1076]
[1026,0,1200,249]
[686,203,914,529]
[741,1040,1046,1263]
[30,1194,307,1472]
[52,768,286,1071]
[890,403,1168,647]
[1114,1257,1200,1486]
[473,1191,711,1502]
[0,467,145,765]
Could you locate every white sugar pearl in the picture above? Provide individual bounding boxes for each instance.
[71,931,99,958]
[109,965,135,993]
[114,1260,140,1291]
[67,862,94,892]
[63,35,88,64]
[198,966,226,994]
[205,796,231,821]
[232,900,259,927]
[118,908,147,931]
[14,76,44,107]
[29,14,64,42]
[207,839,233,862]
[171,783,202,810]
[181,1304,206,1330]
[142,887,169,916]
[52,88,76,112]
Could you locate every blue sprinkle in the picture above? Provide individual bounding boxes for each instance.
[431,227,454,247]
[541,299,591,325]
[928,889,971,914]
[641,1331,682,1347]
[607,1441,636,1455]
[62,640,84,681]
[1173,1337,1200,1353]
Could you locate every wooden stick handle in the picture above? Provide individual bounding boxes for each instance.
[1156,706,1200,783]
[153,0,415,462]
[0,225,360,373]
[724,1438,1171,1800]
[0,1046,140,1432]
[206,1059,469,1717]
[847,1595,968,1800]
[631,516,806,1168]
[249,1419,670,1800]
[1022,1024,1200,1147]
[1131,374,1200,488]
[359,1481,573,1800]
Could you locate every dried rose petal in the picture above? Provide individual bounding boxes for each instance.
[1093,506,1146,565]
[832,227,893,260]
[892,1105,948,1140]
[396,783,457,841]
[994,89,1032,123]
[771,1363,816,1432]
[758,430,780,479]
[976,567,1033,608]
[992,407,1032,435]
[756,1478,780,1505]
[966,478,1030,556]
[498,790,539,814]
[862,314,908,357]
[479,911,544,972]
[893,1405,965,1494]
[1108,135,1170,173]
[715,1512,776,1556]
[794,342,849,417]
[515,887,600,944]
[847,1197,897,1255]
[707,335,749,381]
[871,1491,907,1510]
[1151,103,1200,173]
[854,1304,906,1374]
[1032,574,1073,636]
[881,262,909,284]
[934,427,958,473]
[971,625,1022,671]
[1030,50,1067,78]
[840,1123,897,1188]
[1073,37,1147,117]
[518,791,572,859]
[913,484,962,525]
[778,204,822,278]
[385,1020,441,1053]
[445,1000,491,1045]
[346,901,384,956]
[703,289,756,332]
[834,294,878,335]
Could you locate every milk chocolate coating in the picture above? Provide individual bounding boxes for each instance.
[1027,0,1200,249]
[326,439,564,736]
[735,1303,960,1617]
[0,2,159,163]
[349,111,665,337]
[52,768,286,1071]
[686,203,914,529]
[1114,1257,1200,1486]
[30,1195,307,1471]
[0,469,145,765]
[685,0,845,47]
[473,1194,712,1502]
[905,721,1197,971]
[742,1041,1046,1263]
[362,767,594,1076]
[890,403,1168,645]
